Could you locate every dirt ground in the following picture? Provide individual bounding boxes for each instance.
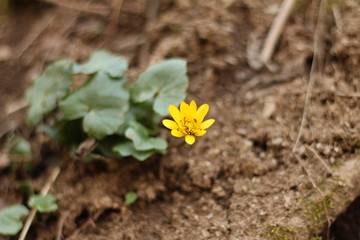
[1,0,360,239]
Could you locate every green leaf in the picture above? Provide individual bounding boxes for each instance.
[59,72,130,139]
[131,59,188,116]
[8,136,32,157]
[124,122,167,151]
[125,192,138,205]
[0,205,29,235]
[26,60,73,126]
[112,141,156,161]
[28,194,58,213]
[73,50,128,78]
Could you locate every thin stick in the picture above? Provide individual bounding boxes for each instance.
[292,0,328,152]
[336,93,360,98]
[331,4,343,32]
[106,0,124,34]
[15,14,56,59]
[66,210,102,240]
[41,0,109,16]
[139,0,160,67]
[18,167,61,240]
[260,0,296,65]
[305,146,333,175]
[291,0,331,238]
[56,211,69,240]
[294,154,331,238]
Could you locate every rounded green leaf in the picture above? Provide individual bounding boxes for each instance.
[125,192,138,205]
[131,59,189,116]
[9,136,32,157]
[26,60,73,126]
[124,121,167,151]
[73,50,128,78]
[59,72,130,139]
[0,205,29,235]
[112,141,157,161]
[28,194,58,213]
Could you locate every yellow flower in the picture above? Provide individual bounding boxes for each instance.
[162,100,215,145]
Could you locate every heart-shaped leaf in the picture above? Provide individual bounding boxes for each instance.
[59,72,130,139]
[73,50,128,78]
[131,59,188,116]
[125,121,167,151]
[0,205,29,235]
[28,194,58,213]
[26,60,73,126]
[112,141,156,161]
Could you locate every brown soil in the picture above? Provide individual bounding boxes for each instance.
[1,0,360,239]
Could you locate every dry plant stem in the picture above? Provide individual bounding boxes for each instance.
[139,0,160,67]
[305,146,333,175]
[106,0,124,34]
[18,167,61,240]
[291,0,330,238]
[292,0,328,152]
[41,0,109,16]
[260,0,296,65]
[331,4,343,32]
[294,155,331,238]
[56,211,70,240]
[66,211,102,240]
[15,14,56,59]
[336,93,360,98]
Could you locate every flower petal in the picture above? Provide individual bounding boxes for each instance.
[171,129,185,137]
[200,119,215,129]
[185,135,196,145]
[168,105,182,125]
[195,130,207,136]
[180,101,188,113]
[189,100,197,115]
[195,104,209,123]
[162,119,178,130]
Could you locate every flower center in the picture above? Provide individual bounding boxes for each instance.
[180,117,198,135]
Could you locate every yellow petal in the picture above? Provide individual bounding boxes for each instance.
[185,135,196,145]
[200,119,215,129]
[168,105,182,125]
[195,130,207,136]
[195,104,209,123]
[180,101,189,113]
[162,119,178,130]
[189,100,197,115]
[171,129,185,137]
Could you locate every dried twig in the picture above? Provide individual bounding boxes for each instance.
[331,4,343,32]
[260,0,296,66]
[294,154,332,238]
[139,0,160,67]
[66,210,102,240]
[336,93,360,98]
[41,0,109,16]
[292,0,328,152]
[56,211,69,240]
[106,0,124,34]
[15,13,56,59]
[291,0,331,238]
[305,145,333,175]
[18,167,61,240]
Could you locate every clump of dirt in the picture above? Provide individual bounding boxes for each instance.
[1,0,360,239]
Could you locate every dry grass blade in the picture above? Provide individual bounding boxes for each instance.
[260,0,296,66]
[41,0,109,16]
[291,0,331,238]
[18,167,61,240]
